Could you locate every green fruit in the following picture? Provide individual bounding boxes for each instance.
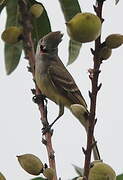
[30,4,43,18]
[105,34,123,49]
[88,161,116,180]
[66,13,102,43]
[43,168,55,180]
[98,47,112,60]
[0,172,6,180]
[17,154,43,175]
[1,26,23,44]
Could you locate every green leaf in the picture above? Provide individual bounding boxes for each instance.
[5,42,22,75]
[116,174,123,180]
[31,177,47,180]
[29,0,51,51]
[72,164,84,176]
[58,0,82,65]
[115,0,120,5]
[67,40,82,65]
[58,0,81,22]
[4,0,22,74]
[6,0,20,28]
[0,0,7,14]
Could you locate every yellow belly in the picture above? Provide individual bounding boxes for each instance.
[35,72,71,108]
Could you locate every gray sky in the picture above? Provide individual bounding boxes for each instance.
[0,0,123,179]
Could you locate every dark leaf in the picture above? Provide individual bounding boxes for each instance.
[29,0,51,51]
[4,0,22,74]
[58,0,82,65]
[116,174,123,180]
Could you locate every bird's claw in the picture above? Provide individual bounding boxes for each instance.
[32,94,46,104]
[42,124,53,135]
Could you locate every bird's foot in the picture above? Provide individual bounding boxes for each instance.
[42,124,53,135]
[32,94,46,104]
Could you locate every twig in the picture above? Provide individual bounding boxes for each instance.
[18,1,57,179]
[83,1,104,179]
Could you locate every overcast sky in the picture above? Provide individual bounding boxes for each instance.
[0,0,123,179]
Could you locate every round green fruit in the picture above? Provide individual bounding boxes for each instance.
[105,34,123,49]
[1,26,23,44]
[0,172,6,180]
[30,4,43,18]
[88,161,116,180]
[43,168,55,180]
[66,12,102,43]
[98,46,112,60]
[17,154,43,175]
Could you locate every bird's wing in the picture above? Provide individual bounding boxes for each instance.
[47,63,87,108]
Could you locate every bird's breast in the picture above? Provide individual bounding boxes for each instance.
[35,70,71,107]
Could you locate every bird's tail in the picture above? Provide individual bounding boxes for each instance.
[70,104,101,160]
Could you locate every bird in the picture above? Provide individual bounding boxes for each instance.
[35,31,100,160]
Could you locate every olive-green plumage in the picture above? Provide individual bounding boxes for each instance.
[35,31,100,160]
[35,31,87,109]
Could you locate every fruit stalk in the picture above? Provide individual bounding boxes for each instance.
[83,1,104,179]
[18,1,57,180]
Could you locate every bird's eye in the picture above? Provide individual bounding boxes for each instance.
[40,45,47,53]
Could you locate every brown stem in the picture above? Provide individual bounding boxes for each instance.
[83,1,104,179]
[18,1,57,179]
[36,88,57,180]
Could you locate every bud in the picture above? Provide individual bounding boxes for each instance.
[88,161,116,180]
[17,154,43,175]
[105,34,123,49]
[1,26,23,44]
[30,4,44,18]
[43,168,55,180]
[97,46,112,60]
[0,172,6,180]
[66,12,101,43]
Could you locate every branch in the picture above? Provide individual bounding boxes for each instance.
[83,1,104,179]
[18,1,57,179]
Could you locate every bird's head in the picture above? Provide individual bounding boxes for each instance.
[37,31,63,54]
